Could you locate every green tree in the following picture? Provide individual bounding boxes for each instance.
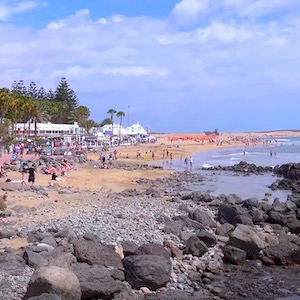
[84,119,96,134]
[99,118,112,127]
[74,106,90,133]
[37,87,47,100]
[55,77,79,116]
[11,80,27,96]
[27,81,39,99]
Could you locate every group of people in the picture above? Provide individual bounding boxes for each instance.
[98,150,118,168]
[20,162,36,185]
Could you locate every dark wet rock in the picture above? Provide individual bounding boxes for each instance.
[74,263,126,299]
[196,230,217,247]
[188,209,215,227]
[223,245,247,265]
[134,243,170,259]
[23,266,81,300]
[217,204,249,224]
[122,240,139,257]
[74,237,122,269]
[230,224,267,257]
[123,255,171,290]
[184,235,208,257]
[226,194,244,205]
[243,198,259,209]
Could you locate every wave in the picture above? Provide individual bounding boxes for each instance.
[202,163,213,169]
[276,139,290,142]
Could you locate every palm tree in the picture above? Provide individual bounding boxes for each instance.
[116,111,125,144]
[107,108,116,145]
[84,119,96,134]
[74,105,90,134]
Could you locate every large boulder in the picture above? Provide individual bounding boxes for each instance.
[196,230,217,247]
[286,218,300,234]
[184,235,208,257]
[263,233,300,265]
[23,250,49,269]
[188,209,215,227]
[73,263,126,299]
[74,237,122,269]
[0,252,26,276]
[134,243,170,259]
[217,204,249,225]
[123,255,171,290]
[229,224,267,257]
[222,245,247,265]
[23,266,81,300]
[266,211,287,226]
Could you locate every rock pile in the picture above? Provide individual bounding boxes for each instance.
[203,161,274,174]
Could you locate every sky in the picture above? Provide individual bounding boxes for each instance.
[1,0,300,133]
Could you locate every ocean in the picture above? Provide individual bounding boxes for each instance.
[161,137,300,202]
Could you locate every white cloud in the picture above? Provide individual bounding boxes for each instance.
[0,1,39,20]
[170,0,209,26]
[0,5,300,131]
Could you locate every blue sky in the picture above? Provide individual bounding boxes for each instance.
[1,0,300,132]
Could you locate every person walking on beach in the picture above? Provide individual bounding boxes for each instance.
[184,157,188,168]
[189,156,193,168]
[28,166,36,185]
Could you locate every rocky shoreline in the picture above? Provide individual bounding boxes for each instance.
[0,161,300,299]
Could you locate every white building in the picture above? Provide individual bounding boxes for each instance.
[14,121,81,137]
[101,122,148,137]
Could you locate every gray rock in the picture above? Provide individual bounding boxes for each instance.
[23,250,49,269]
[48,253,77,270]
[122,240,139,257]
[286,218,300,234]
[23,266,81,300]
[54,227,76,243]
[217,204,248,224]
[163,220,184,235]
[123,255,171,290]
[135,243,170,259]
[285,200,297,212]
[0,228,16,239]
[74,237,123,269]
[184,235,208,257]
[232,214,254,226]
[74,263,126,299]
[223,245,247,265]
[196,230,217,247]
[267,211,287,226]
[230,224,267,257]
[215,223,234,236]
[243,198,259,209]
[188,209,215,227]
[263,233,300,265]
[0,252,26,275]
[142,290,212,300]
[26,294,62,300]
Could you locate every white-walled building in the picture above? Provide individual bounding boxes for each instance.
[101,122,148,137]
[14,121,81,137]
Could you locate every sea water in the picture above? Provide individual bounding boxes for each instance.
[161,136,300,201]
